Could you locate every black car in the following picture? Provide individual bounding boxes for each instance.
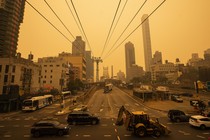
[67,111,100,125]
[31,120,70,137]
[168,110,190,122]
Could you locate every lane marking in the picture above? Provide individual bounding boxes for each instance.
[196,135,205,139]
[117,136,120,140]
[23,135,30,137]
[124,134,131,137]
[100,109,103,112]
[83,135,91,137]
[203,133,210,135]
[104,135,111,137]
[4,135,11,137]
[0,125,5,127]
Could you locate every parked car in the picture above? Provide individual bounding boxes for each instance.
[171,95,183,103]
[31,120,70,137]
[73,104,88,111]
[189,115,210,130]
[67,111,100,125]
[168,110,190,122]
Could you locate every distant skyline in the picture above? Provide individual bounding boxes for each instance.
[17,0,210,77]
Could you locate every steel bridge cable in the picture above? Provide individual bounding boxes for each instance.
[103,0,166,60]
[65,0,84,39]
[103,0,147,59]
[104,0,128,58]
[100,0,122,57]
[70,0,94,56]
[44,0,83,54]
[25,0,72,44]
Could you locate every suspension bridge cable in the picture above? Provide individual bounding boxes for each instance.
[65,0,84,38]
[103,0,147,59]
[103,0,166,60]
[44,0,83,54]
[100,0,122,57]
[25,0,72,44]
[70,0,94,56]
[108,0,128,48]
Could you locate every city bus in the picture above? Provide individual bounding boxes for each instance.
[22,95,53,111]
[61,91,71,99]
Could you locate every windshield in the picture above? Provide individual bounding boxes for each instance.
[23,100,32,106]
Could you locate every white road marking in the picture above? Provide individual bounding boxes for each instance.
[203,132,210,135]
[100,109,103,112]
[15,118,20,120]
[104,135,111,137]
[4,135,11,137]
[115,129,117,132]
[117,136,120,140]
[135,103,139,106]
[124,134,131,137]
[178,130,191,135]
[196,135,205,139]
[0,125,5,127]
[83,135,91,137]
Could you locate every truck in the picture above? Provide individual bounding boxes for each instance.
[104,83,113,93]
[115,106,171,137]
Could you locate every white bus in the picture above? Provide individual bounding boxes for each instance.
[22,95,53,111]
[61,91,71,99]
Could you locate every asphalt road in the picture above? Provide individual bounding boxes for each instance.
[0,86,210,140]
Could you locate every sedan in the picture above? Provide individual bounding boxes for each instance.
[189,115,210,130]
[31,120,70,137]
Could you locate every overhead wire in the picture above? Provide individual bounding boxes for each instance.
[65,0,84,39]
[44,0,83,54]
[70,0,94,56]
[25,0,72,44]
[103,0,147,59]
[100,0,122,57]
[103,0,166,60]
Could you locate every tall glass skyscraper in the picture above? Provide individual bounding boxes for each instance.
[0,0,25,57]
[125,41,135,81]
[142,14,152,72]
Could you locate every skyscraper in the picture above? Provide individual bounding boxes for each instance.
[152,51,162,64]
[72,36,85,56]
[125,41,135,81]
[0,0,25,57]
[142,14,152,72]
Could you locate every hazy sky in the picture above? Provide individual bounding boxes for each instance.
[18,0,210,77]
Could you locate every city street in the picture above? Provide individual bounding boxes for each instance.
[0,87,210,140]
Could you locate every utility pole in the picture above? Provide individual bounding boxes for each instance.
[92,57,103,82]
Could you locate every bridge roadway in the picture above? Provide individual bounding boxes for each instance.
[0,86,209,140]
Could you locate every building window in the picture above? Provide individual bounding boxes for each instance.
[45,70,47,73]
[12,66,16,73]
[51,70,53,72]
[2,86,7,94]
[50,65,53,67]
[11,75,15,83]
[4,75,8,83]
[56,65,60,67]
[50,75,52,78]
[44,76,46,78]
[43,80,46,84]
[5,65,9,73]
[50,80,52,84]
[0,65,2,73]
[44,65,47,67]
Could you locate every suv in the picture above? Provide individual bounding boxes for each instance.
[189,115,210,130]
[31,120,70,137]
[67,111,100,125]
[168,110,190,122]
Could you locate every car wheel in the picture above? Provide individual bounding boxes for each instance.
[200,124,206,130]
[175,118,181,123]
[92,120,97,125]
[57,130,64,136]
[136,127,146,137]
[153,130,161,137]
[33,131,40,137]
